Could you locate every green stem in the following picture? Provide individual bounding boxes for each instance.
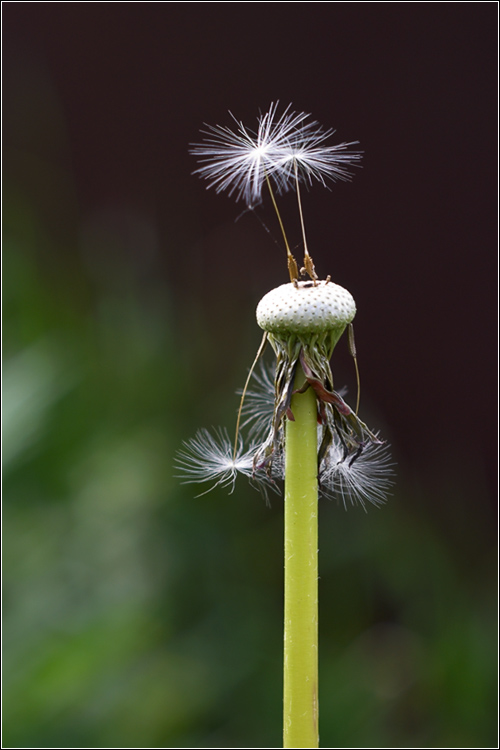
[283,363,319,748]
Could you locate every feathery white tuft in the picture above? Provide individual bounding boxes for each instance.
[175,428,256,495]
[175,427,274,497]
[175,410,392,508]
[320,438,394,511]
[191,103,362,206]
[274,118,362,189]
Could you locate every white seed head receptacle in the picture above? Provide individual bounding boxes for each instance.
[256,280,356,336]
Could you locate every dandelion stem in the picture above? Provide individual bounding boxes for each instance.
[283,363,319,749]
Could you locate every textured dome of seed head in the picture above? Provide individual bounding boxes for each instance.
[256,280,356,335]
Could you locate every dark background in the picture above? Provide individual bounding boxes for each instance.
[3,3,497,748]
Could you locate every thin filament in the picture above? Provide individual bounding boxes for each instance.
[264,173,298,280]
[353,356,361,415]
[347,324,361,415]
[233,331,268,460]
[294,160,310,260]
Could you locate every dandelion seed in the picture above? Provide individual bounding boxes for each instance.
[276,120,363,190]
[175,427,273,497]
[175,428,253,494]
[320,437,395,511]
[190,102,362,206]
[190,102,287,205]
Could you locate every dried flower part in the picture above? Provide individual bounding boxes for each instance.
[256,280,356,384]
[252,278,384,479]
[175,363,393,509]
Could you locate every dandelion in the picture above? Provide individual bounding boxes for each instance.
[180,103,392,749]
